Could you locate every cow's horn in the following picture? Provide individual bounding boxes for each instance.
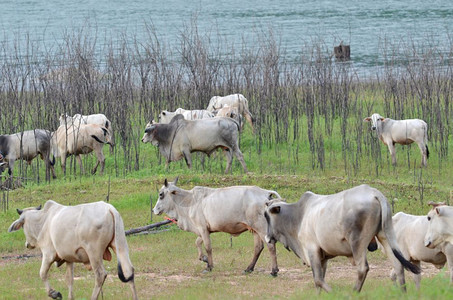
[36,204,42,210]
[145,124,156,133]
[17,208,23,215]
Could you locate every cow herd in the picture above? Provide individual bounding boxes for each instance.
[4,93,451,299]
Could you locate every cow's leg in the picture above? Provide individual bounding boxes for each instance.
[60,155,67,176]
[92,148,105,175]
[443,243,453,284]
[40,254,62,299]
[196,236,208,263]
[223,149,233,174]
[244,232,264,274]
[411,261,422,289]
[416,142,428,167]
[182,150,192,169]
[387,143,397,166]
[377,234,407,292]
[200,231,214,271]
[90,260,108,300]
[267,241,279,276]
[308,248,332,293]
[75,155,85,175]
[350,236,370,292]
[65,262,74,300]
[232,147,248,173]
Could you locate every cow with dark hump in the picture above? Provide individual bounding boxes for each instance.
[0,129,56,180]
[264,184,420,292]
[153,177,282,275]
[8,200,138,300]
[141,114,248,173]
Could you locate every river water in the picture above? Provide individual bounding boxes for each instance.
[1,0,452,75]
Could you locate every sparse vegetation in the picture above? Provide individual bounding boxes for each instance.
[0,22,453,298]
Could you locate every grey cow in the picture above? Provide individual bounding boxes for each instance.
[0,129,56,180]
[153,177,282,275]
[264,184,420,293]
[141,114,248,173]
[364,113,429,166]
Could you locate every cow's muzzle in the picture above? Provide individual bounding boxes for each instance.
[265,235,276,245]
[25,242,35,249]
[371,126,376,130]
[424,239,434,249]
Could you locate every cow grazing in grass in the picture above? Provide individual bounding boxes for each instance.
[158,108,214,124]
[207,93,254,132]
[264,184,420,292]
[153,177,282,275]
[141,115,248,173]
[51,124,112,175]
[379,211,453,289]
[0,129,56,180]
[8,200,138,300]
[363,113,429,167]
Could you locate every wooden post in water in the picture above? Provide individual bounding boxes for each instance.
[334,42,350,60]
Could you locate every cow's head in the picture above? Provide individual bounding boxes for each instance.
[264,201,292,251]
[363,113,385,130]
[424,203,453,249]
[8,204,42,249]
[153,177,182,217]
[141,124,158,145]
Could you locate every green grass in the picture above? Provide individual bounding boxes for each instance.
[1,113,453,299]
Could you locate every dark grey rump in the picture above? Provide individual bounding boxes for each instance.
[0,135,10,157]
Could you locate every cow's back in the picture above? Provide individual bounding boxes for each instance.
[183,117,239,150]
[49,202,114,262]
[302,185,383,256]
[199,186,272,232]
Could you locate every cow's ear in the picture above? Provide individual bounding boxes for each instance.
[363,117,371,122]
[269,206,281,214]
[164,178,168,187]
[435,207,443,216]
[162,111,166,116]
[380,117,386,122]
[8,218,24,232]
[174,176,179,185]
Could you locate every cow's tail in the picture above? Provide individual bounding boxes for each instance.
[375,192,420,274]
[91,127,113,146]
[423,122,429,159]
[111,208,135,283]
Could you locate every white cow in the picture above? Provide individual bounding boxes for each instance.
[380,211,453,289]
[51,123,112,175]
[265,184,420,292]
[425,202,453,283]
[207,93,254,132]
[158,108,214,124]
[59,113,114,151]
[153,177,282,276]
[8,200,138,300]
[363,113,429,166]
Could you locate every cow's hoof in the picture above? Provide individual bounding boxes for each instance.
[270,268,279,277]
[243,269,253,275]
[49,289,62,299]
